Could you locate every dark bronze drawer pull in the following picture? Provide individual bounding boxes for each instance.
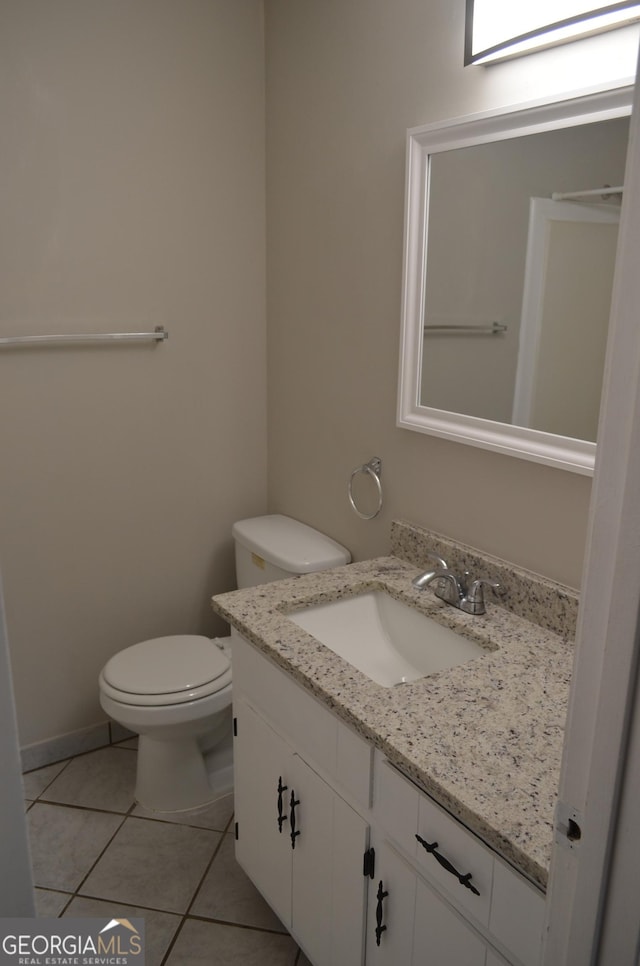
[415,833,480,896]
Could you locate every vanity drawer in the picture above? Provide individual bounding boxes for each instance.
[416,787,493,928]
[374,756,492,927]
[231,631,372,808]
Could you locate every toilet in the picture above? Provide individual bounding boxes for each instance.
[98,515,350,812]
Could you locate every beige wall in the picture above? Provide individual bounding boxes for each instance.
[0,0,267,747]
[264,0,639,590]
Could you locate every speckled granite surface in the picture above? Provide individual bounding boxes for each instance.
[212,525,578,891]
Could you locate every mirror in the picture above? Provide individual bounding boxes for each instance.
[397,87,633,474]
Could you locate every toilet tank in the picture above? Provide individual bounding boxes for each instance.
[232,514,351,589]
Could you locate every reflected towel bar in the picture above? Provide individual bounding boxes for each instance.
[551,185,624,202]
[423,322,507,335]
[0,326,168,348]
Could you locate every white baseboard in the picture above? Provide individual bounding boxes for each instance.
[21,722,111,773]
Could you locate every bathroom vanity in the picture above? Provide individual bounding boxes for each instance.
[212,521,577,966]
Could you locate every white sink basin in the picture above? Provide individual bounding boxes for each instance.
[288,591,487,687]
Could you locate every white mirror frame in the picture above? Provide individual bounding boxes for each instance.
[397,85,633,475]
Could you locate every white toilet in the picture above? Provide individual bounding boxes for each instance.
[98,515,350,812]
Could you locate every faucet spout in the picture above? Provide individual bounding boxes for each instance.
[412,569,444,590]
[411,553,449,589]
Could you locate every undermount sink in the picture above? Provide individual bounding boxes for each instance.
[288,591,487,687]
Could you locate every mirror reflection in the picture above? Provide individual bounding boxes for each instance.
[420,117,628,443]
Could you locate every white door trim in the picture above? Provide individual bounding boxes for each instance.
[543,60,640,966]
[512,197,619,430]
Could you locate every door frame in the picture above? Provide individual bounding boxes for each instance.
[512,196,620,432]
[543,57,640,966]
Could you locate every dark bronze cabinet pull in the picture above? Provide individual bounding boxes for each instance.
[375,880,388,946]
[415,834,480,896]
[277,776,288,832]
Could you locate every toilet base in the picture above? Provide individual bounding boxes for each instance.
[135,729,235,811]
[135,733,217,811]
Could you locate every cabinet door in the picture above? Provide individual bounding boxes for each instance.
[412,877,487,966]
[291,753,369,966]
[366,841,416,965]
[233,697,292,927]
[235,699,369,966]
[331,791,369,965]
[290,753,335,965]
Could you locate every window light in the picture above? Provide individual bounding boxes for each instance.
[465,0,640,64]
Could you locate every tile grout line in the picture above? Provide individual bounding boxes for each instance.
[35,798,134,816]
[24,756,75,798]
[185,912,294,936]
[181,815,229,917]
[66,808,133,899]
[158,825,226,966]
[159,916,187,966]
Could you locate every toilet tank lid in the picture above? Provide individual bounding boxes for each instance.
[232,514,351,574]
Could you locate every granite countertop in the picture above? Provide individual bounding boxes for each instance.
[212,523,576,891]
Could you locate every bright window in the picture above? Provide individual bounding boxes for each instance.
[465,0,640,64]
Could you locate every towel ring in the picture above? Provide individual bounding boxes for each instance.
[348,457,383,520]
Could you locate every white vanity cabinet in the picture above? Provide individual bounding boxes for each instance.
[231,631,545,966]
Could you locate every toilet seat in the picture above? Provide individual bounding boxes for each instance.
[100,635,232,707]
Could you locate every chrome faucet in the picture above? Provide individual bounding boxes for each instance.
[412,557,499,616]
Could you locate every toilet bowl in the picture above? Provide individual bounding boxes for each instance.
[98,515,351,813]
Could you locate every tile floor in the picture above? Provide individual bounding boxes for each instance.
[24,742,312,966]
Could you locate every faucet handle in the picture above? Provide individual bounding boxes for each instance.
[465,578,500,615]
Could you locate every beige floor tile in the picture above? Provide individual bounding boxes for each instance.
[65,895,180,965]
[190,834,285,931]
[133,792,233,832]
[23,760,70,800]
[34,888,72,917]
[43,746,137,813]
[28,803,123,892]
[80,816,221,913]
[165,918,298,966]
